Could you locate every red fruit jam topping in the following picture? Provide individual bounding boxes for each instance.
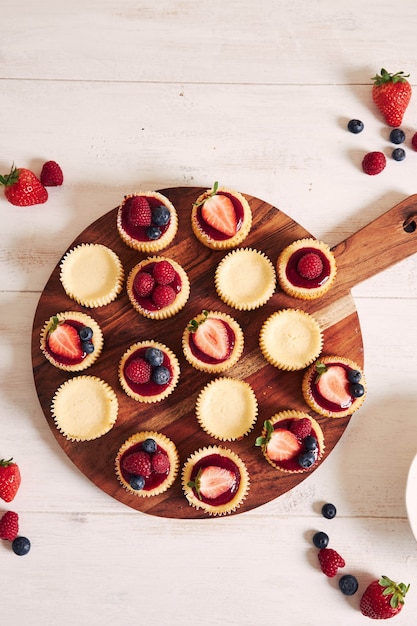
[123,347,173,396]
[121,196,171,241]
[46,319,87,366]
[196,192,244,241]
[188,453,241,506]
[133,262,182,311]
[120,442,170,491]
[310,361,355,413]
[189,319,235,364]
[286,247,331,289]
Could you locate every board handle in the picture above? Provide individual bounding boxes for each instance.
[330,194,417,298]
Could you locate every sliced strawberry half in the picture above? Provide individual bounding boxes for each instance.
[193,318,230,360]
[201,194,237,236]
[198,466,236,499]
[316,365,352,407]
[48,321,83,360]
[266,428,303,462]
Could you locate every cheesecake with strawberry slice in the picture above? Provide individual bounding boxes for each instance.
[302,356,366,418]
[277,238,337,300]
[40,311,104,371]
[256,410,325,473]
[191,183,252,250]
[181,445,250,515]
[182,310,244,373]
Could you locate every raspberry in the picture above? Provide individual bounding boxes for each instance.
[296,252,323,280]
[151,451,170,474]
[151,284,176,308]
[40,160,64,186]
[412,131,417,151]
[122,451,152,477]
[289,417,312,441]
[134,271,155,297]
[126,196,152,227]
[125,357,152,384]
[362,151,386,175]
[0,510,19,541]
[318,548,345,577]
[153,260,175,285]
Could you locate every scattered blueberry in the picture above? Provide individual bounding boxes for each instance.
[12,536,31,556]
[152,205,170,226]
[298,450,317,468]
[350,383,365,398]
[142,438,157,454]
[129,475,145,490]
[81,340,94,354]
[145,347,164,367]
[146,225,161,240]
[347,369,361,384]
[304,435,318,451]
[339,574,359,596]
[389,128,406,144]
[151,365,171,385]
[322,503,337,519]
[79,326,93,341]
[312,531,329,549]
[347,119,364,134]
[392,147,406,161]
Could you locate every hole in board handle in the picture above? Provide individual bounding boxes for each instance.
[403,214,417,233]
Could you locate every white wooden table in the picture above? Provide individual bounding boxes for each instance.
[1,2,417,624]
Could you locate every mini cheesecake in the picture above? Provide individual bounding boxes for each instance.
[117,191,178,253]
[182,310,244,373]
[256,410,325,473]
[126,256,190,320]
[182,446,250,516]
[302,356,366,418]
[277,238,337,300]
[119,341,180,403]
[115,431,179,497]
[191,184,252,250]
[40,311,103,372]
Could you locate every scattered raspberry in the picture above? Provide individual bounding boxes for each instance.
[289,418,312,441]
[153,260,175,285]
[362,151,386,175]
[0,510,19,541]
[318,548,345,577]
[122,451,152,477]
[151,452,170,474]
[412,131,417,151]
[126,196,152,227]
[296,253,323,280]
[151,284,176,308]
[134,271,155,297]
[125,357,152,384]
[40,160,64,186]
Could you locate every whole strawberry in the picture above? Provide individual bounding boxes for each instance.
[0,164,48,206]
[317,547,345,577]
[40,160,64,186]
[0,458,21,502]
[0,510,19,541]
[360,575,409,620]
[372,69,412,127]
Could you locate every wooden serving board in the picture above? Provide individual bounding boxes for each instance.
[31,188,417,518]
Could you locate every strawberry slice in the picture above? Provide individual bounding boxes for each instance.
[48,322,83,360]
[316,365,352,407]
[266,429,303,462]
[201,194,237,236]
[198,466,236,499]
[193,318,230,360]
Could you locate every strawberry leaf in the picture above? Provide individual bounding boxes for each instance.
[193,182,220,208]
[255,420,273,446]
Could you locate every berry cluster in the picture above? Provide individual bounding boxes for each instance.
[289,418,320,469]
[126,196,171,241]
[0,458,31,556]
[122,438,170,491]
[125,346,171,386]
[134,260,178,308]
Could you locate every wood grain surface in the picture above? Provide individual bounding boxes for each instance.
[31,188,417,519]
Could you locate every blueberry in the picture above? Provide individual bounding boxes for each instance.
[151,365,171,385]
[350,382,365,398]
[12,536,31,556]
[146,225,161,240]
[145,347,164,367]
[304,435,318,451]
[152,205,170,226]
[81,340,94,354]
[298,450,317,468]
[339,574,359,596]
[129,475,145,491]
[312,531,329,549]
[322,503,337,519]
[347,369,361,383]
[389,128,406,144]
[79,326,93,341]
[392,148,406,161]
[142,438,157,454]
[347,119,364,134]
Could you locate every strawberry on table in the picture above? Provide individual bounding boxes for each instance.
[40,160,64,186]
[0,164,48,206]
[0,458,21,502]
[360,575,410,620]
[0,510,19,541]
[372,69,412,127]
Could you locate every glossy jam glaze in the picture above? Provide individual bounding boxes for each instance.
[309,361,354,413]
[189,453,241,506]
[196,192,244,240]
[188,320,235,364]
[285,247,332,289]
[123,346,173,396]
[132,262,182,311]
[45,319,86,366]
[120,196,171,241]
[267,418,321,471]
[120,442,169,492]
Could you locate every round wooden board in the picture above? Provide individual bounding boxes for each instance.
[31,187,363,519]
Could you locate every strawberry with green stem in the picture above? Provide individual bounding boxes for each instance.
[194,182,237,237]
[360,575,410,620]
[0,164,48,206]
[372,69,412,127]
[0,458,21,502]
